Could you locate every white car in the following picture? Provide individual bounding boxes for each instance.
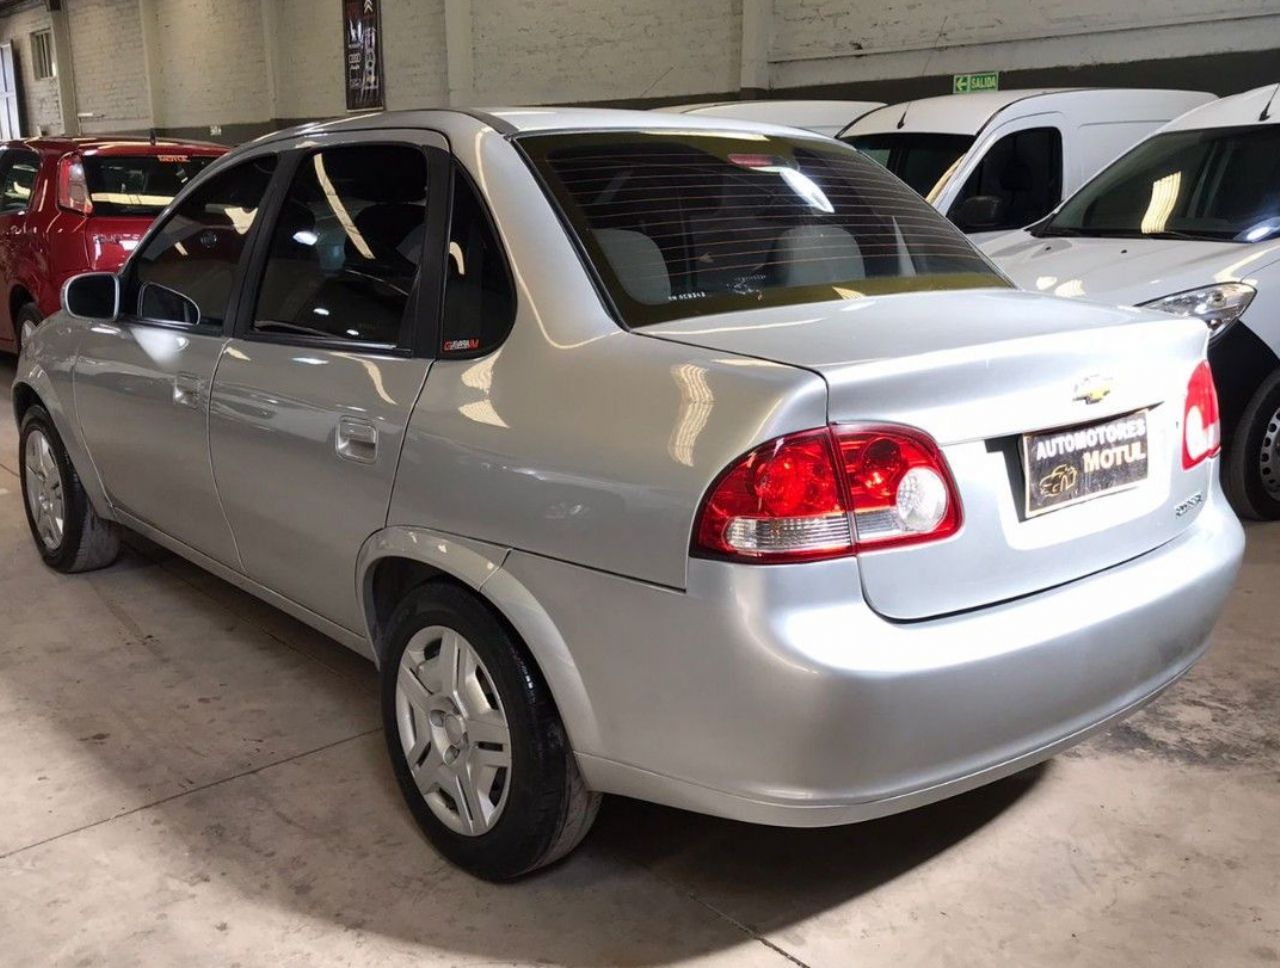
[982,83,1280,519]
[657,99,883,137]
[843,88,1215,243]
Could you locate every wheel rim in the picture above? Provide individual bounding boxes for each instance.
[395,625,512,836]
[23,429,65,551]
[1260,404,1280,500]
[19,318,36,347]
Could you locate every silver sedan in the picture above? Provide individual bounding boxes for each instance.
[11,108,1244,880]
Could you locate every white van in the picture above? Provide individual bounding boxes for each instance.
[658,100,884,137]
[982,84,1280,519]
[843,89,1215,242]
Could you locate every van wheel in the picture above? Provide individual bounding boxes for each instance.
[1225,369,1280,520]
[18,405,121,572]
[381,582,600,881]
[15,303,42,352]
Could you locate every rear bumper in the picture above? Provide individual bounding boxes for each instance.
[502,480,1244,827]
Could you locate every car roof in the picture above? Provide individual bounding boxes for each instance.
[1160,83,1280,132]
[845,88,1213,137]
[256,105,842,146]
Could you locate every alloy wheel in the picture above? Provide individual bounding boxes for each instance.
[24,429,64,550]
[1260,405,1280,500]
[395,625,513,836]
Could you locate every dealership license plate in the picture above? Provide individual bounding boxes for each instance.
[1022,410,1150,517]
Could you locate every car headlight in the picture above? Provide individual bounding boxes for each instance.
[1139,282,1256,340]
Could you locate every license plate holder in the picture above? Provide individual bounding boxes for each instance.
[1022,409,1150,517]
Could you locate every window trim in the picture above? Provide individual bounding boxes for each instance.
[119,149,284,334]
[232,140,447,358]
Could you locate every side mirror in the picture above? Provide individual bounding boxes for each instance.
[951,194,1007,232]
[138,282,201,326]
[62,272,120,321]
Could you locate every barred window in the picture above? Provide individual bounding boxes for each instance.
[521,131,1005,327]
[30,30,54,81]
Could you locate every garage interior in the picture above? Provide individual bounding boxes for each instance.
[0,1,1278,965]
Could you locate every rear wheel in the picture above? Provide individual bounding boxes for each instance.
[1225,368,1280,520]
[381,582,600,880]
[18,405,121,572]
[15,303,42,353]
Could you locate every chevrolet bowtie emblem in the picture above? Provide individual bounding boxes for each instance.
[1073,375,1113,405]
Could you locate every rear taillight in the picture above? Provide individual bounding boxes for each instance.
[692,425,962,563]
[57,153,92,215]
[1182,360,1221,469]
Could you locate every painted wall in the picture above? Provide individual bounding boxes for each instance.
[66,0,150,135]
[0,0,59,136]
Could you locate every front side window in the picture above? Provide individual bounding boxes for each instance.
[82,154,218,217]
[844,132,974,199]
[521,131,1004,327]
[949,127,1063,232]
[253,144,428,345]
[1040,124,1280,243]
[0,150,40,213]
[130,155,277,325]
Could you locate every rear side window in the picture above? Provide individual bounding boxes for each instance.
[0,149,40,213]
[130,155,277,326]
[253,144,428,346]
[520,131,1004,327]
[950,127,1063,232]
[83,154,218,217]
[440,166,515,355]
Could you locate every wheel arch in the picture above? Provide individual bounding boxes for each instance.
[355,527,602,755]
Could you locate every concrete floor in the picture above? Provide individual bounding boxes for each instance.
[0,355,1276,968]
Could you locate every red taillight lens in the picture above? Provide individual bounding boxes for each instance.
[1182,360,1221,469]
[692,425,962,563]
[57,153,92,215]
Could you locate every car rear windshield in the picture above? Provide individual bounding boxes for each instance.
[1038,125,1280,243]
[520,131,1004,327]
[84,153,218,217]
[843,132,974,200]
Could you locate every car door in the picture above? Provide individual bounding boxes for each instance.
[0,146,39,346]
[208,133,448,633]
[72,152,280,567]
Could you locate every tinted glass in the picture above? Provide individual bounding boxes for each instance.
[1042,125,1280,242]
[83,154,218,217]
[254,145,427,345]
[0,150,40,212]
[441,167,515,355]
[522,131,1003,327]
[950,127,1063,231]
[845,133,974,199]
[131,155,277,325]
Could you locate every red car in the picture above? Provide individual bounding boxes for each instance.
[0,137,226,354]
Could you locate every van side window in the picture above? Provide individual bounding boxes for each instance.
[130,155,278,326]
[253,144,428,346]
[440,167,515,356]
[950,127,1063,232]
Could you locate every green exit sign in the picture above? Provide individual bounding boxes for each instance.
[953,71,999,94]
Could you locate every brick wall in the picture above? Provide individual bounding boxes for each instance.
[66,0,150,134]
[0,0,60,135]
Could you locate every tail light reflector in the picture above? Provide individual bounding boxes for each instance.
[57,153,92,215]
[693,424,962,563]
[1182,360,1221,469]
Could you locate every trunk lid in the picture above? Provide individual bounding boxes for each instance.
[81,215,150,272]
[643,288,1213,619]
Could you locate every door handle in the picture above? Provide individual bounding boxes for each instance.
[173,372,202,409]
[336,416,378,464]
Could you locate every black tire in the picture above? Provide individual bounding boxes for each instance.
[13,302,42,355]
[1224,368,1280,521]
[380,582,600,880]
[18,405,121,572]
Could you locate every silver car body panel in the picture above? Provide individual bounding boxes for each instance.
[10,106,1246,829]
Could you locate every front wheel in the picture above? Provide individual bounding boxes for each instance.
[1224,369,1280,520]
[18,405,121,571]
[381,582,600,880]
